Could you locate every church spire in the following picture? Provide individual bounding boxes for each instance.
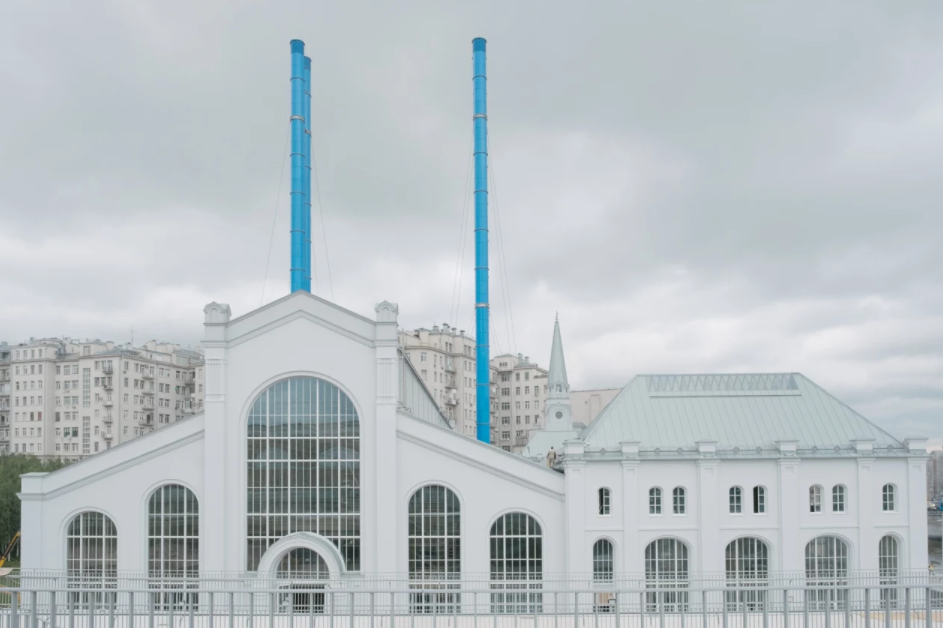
[547,314,569,396]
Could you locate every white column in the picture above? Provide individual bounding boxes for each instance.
[776,440,800,572]
[905,438,929,570]
[695,441,719,574]
[374,302,400,573]
[854,439,876,571]
[621,442,640,574]
[202,302,230,572]
[563,439,586,576]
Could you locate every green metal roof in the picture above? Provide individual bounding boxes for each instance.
[580,373,903,454]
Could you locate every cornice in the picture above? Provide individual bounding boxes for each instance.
[396,429,565,502]
[24,431,204,501]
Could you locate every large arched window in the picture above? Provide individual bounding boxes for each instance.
[593,539,614,583]
[148,484,199,578]
[805,536,848,609]
[66,512,117,605]
[644,538,689,611]
[878,535,900,608]
[725,537,769,610]
[148,484,199,609]
[276,548,329,613]
[489,513,542,613]
[408,485,461,613]
[247,377,360,571]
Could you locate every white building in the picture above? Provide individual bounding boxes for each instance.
[19,292,929,589]
[8,337,203,460]
[0,343,10,453]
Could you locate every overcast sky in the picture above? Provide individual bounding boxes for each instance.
[1,1,941,444]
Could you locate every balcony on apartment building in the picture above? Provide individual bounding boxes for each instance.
[142,370,155,380]
[103,398,113,407]
[102,414,113,425]
[101,363,113,374]
[102,378,113,390]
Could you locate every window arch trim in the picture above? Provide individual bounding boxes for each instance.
[598,487,612,516]
[649,487,663,515]
[881,484,897,512]
[592,537,617,582]
[729,486,743,514]
[145,482,200,578]
[60,506,120,570]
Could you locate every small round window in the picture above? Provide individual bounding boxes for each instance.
[555,411,563,419]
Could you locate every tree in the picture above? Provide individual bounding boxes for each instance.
[0,455,70,559]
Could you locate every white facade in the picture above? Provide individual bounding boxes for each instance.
[18,293,929,581]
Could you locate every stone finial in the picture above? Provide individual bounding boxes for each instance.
[374,301,399,323]
[563,439,585,457]
[696,440,718,455]
[203,302,232,325]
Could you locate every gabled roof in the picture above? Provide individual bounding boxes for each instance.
[580,373,904,455]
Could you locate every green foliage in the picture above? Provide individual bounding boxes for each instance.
[0,455,69,558]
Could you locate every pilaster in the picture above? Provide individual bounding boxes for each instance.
[202,302,230,572]
[776,440,800,572]
[563,439,586,575]
[620,442,640,573]
[374,302,400,573]
[853,439,876,570]
[695,443,719,573]
[905,437,929,570]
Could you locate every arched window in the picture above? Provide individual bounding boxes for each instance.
[276,548,329,613]
[752,487,766,514]
[725,537,769,610]
[672,487,686,515]
[408,485,460,613]
[247,377,360,571]
[66,512,117,605]
[882,484,896,512]
[729,487,742,514]
[878,535,899,608]
[809,485,822,513]
[147,484,199,608]
[593,539,614,583]
[598,488,611,516]
[649,488,662,515]
[832,485,846,513]
[805,536,848,609]
[490,513,542,614]
[644,538,689,611]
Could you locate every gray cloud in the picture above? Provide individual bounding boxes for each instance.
[1,0,941,444]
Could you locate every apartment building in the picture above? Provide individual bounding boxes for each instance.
[0,344,10,453]
[491,353,549,453]
[398,324,498,439]
[8,337,204,460]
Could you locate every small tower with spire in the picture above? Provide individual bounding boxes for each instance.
[545,314,573,432]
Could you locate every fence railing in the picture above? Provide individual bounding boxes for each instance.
[0,582,942,628]
[9,572,943,592]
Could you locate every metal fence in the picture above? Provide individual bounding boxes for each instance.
[1,581,943,628]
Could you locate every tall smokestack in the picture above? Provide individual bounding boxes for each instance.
[289,40,307,293]
[303,56,313,292]
[472,37,490,444]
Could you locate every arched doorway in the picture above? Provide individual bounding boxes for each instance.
[276,548,330,613]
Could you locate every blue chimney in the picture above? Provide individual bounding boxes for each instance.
[289,40,307,293]
[472,38,490,443]
[303,55,313,292]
